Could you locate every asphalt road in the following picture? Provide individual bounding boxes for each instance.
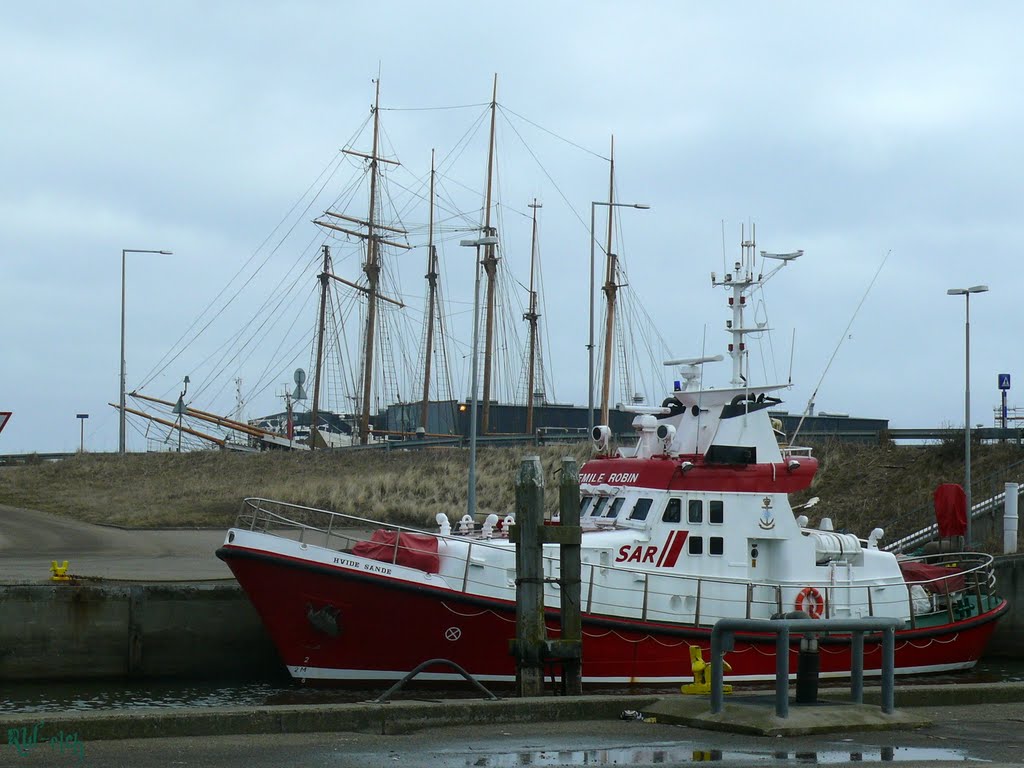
[4,706,1024,768]
[0,504,231,583]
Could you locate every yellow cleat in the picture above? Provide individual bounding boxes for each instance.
[50,560,70,581]
[681,645,732,695]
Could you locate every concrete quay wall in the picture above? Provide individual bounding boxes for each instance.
[0,582,282,681]
[988,553,1024,656]
[3,553,1024,682]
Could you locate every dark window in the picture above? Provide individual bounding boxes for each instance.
[592,497,609,517]
[710,537,724,555]
[688,535,703,555]
[710,500,724,524]
[580,497,593,516]
[663,498,681,523]
[629,498,653,521]
[606,498,625,518]
[688,499,703,524]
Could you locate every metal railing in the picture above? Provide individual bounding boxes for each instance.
[234,498,999,630]
[886,478,1024,554]
[711,617,900,717]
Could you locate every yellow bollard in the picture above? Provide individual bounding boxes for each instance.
[681,645,732,695]
[50,560,70,582]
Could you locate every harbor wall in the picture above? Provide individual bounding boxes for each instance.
[987,553,1024,657]
[0,582,282,681]
[3,555,1024,682]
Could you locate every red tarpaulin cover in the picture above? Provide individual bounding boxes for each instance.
[934,483,967,538]
[899,560,966,594]
[352,530,440,573]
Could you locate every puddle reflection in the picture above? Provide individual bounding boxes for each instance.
[443,744,971,766]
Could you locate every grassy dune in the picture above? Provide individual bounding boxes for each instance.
[0,445,588,529]
[1,439,1023,551]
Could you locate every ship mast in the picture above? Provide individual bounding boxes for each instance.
[312,78,409,446]
[420,150,439,431]
[524,199,542,434]
[309,244,331,448]
[358,77,384,445]
[599,136,616,426]
[480,74,499,433]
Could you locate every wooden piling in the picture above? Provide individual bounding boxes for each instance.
[513,456,546,697]
[559,456,583,695]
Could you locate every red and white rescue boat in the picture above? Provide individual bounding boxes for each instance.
[218,242,1007,685]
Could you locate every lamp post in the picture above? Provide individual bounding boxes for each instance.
[947,285,989,548]
[120,248,172,454]
[589,202,650,434]
[460,234,499,518]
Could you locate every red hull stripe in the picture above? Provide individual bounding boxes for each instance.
[662,531,688,568]
[655,532,676,567]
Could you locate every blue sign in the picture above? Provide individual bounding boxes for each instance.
[999,373,1011,390]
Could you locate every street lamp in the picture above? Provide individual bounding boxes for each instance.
[460,234,499,518]
[589,202,650,434]
[947,284,989,548]
[120,248,172,454]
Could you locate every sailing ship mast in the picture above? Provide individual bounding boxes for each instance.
[599,136,616,426]
[309,244,330,448]
[480,74,499,434]
[312,78,409,446]
[358,77,385,445]
[420,150,439,431]
[524,199,542,434]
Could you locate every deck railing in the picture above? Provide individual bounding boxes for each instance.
[234,497,999,629]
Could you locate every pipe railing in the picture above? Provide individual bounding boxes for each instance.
[710,617,901,717]
[233,498,998,629]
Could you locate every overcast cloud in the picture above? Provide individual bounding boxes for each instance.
[3,2,1022,453]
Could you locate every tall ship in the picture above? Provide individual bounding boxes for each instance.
[217,234,1007,685]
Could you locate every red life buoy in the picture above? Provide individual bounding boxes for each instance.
[795,587,824,618]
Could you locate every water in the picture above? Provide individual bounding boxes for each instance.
[2,658,1022,714]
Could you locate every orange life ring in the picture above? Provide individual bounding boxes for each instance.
[795,587,824,618]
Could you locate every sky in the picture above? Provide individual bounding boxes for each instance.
[3,1,1023,454]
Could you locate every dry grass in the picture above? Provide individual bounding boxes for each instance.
[0,445,590,529]
[2,440,1023,551]
[793,439,1024,549]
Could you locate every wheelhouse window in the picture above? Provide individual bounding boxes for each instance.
[629,498,653,521]
[688,499,703,524]
[709,536,724,555]
[710,500,724,524]
[663,498,681,523]
[580,496,594,517]
[606,497,625,518]
[688,535,703,555]
[592,497,609,517]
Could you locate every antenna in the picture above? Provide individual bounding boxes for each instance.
[293,368,307,401]
[791,249,891,444]
[788,328,796,386]
[721,219,727,277]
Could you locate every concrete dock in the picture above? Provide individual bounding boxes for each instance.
[3,504,1024,766]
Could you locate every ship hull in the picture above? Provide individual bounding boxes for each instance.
[219,543,1008,685]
